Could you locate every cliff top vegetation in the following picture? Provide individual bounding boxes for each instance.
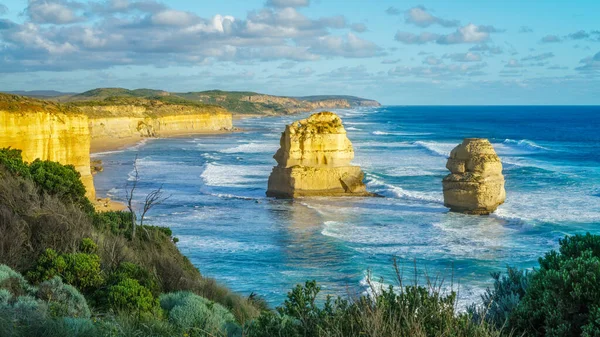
[0,93,82,115]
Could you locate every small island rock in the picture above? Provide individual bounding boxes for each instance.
[266,112,372,198]
[442,138,506,215]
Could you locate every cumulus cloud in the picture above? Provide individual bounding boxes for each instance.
[437,24,494,44]
[308,32,383,58]
[277,61,297,69]
[519,26,533,33]
[576,51,600,73]
[395,24,498,45]
[26,0,83,24]
[385,7,400,15]
[404,6,459,28]
[394,31,439,44]
[388,62,486,78]
[265,0,309,8]
[568,30,589,40]
[381,58,402,64]
[320,65,371,80]
[443,52,482,62]
[350,23,367,33]
[505,59,523,68]
[469,43,503,55]
[521,52,554,62]
[541,35,561,43]
[422,56,443,65]
[0,4,8,15]
[0,2,383,72]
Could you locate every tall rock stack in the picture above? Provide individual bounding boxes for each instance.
[266,112,371,198]
[442,138,506,214]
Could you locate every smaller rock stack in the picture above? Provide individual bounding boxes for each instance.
[442,138,506,215]
[266,112,371,198]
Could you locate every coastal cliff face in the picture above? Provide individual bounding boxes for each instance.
[0,108,95,200]
[266,112,371,198]
[442,138,505,215]
[79,104,233,142]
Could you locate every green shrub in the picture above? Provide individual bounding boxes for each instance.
[247,279,499,337]
[0,264,33,297]
[511,233,600,336]
[111,262,160,296]
[160,291,240,336]
[79,238,98,254]
[0,148,30,178]
[28,248,104,293]
[92,211,132,236]
[36,277,91,319]
[108,278,157,315]
[468,266,531,329]
[29,159,93,212]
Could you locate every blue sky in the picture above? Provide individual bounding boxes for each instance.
[0,0,599,104]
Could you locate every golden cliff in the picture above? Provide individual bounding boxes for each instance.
[266,111,371,198]
[0,94,95,199]
[76,102,233,150]
[442,138,506,215]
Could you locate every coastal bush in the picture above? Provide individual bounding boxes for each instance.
[29,159,93,212]
[36,277,91,319]
[160,291,241,336]
[0,148,31,178]
[28,248,104,293]
[511,233,600,336]
[107,278,157,315]
[467,266,531,329]
[246,279,500,337]
[0,264,33,297]
[92,211,132,236]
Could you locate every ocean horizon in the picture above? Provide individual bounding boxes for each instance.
[92,105,600,307]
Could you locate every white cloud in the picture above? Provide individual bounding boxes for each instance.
[26,0,82,24]
[437,24,491,44]
[505,59,523,68]
[541,35,561,43]
[422,56,443,65]
[394,31,439,44]
[443,52,482,62]
[265,0,309,8]
[404,6,458,28]
[309,33,383,58]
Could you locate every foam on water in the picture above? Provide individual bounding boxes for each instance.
[413,141,455,157]
[220,142,279,154]
[503,139,549,151]
[200,163,270,187]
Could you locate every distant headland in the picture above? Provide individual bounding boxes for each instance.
[5,88,381,116]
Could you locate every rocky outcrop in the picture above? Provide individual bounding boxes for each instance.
[266,112,371,198]
[442,138,505,215]
[0,95,95,199]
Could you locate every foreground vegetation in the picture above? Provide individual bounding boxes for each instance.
[1,147,599,336]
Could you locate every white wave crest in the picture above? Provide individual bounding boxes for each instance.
[366,174,443,204]
[413,141,455,157]
[219,142,279,154]
[503,139,549,151]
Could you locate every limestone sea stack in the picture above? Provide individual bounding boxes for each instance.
[266,112,371,198]
[442,138,506,215]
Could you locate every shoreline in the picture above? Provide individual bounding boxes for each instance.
[90,128,241,212]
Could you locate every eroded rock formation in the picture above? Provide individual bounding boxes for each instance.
[266,112,371,198]
[0,95,95,199]
[442,138,506,215]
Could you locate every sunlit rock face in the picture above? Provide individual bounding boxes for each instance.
[442,138,506,215]
[0,110,95,200]
[266,112,371,198]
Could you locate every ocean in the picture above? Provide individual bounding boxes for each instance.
[92,106,600,307]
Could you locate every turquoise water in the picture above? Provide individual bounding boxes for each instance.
[93,106,600,306]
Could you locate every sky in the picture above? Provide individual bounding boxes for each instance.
[0,0,599,105]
